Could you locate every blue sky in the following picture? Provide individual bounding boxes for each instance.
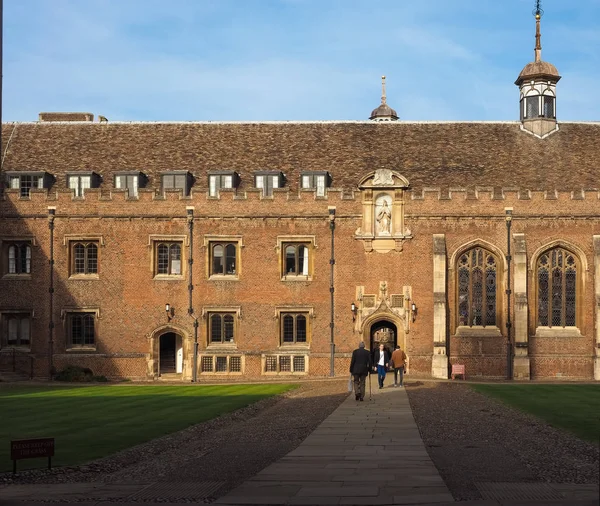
[3,0,599,122]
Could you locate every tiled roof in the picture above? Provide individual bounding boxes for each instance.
[2,121,599,192]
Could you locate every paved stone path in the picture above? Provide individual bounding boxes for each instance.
[214,385,454,505]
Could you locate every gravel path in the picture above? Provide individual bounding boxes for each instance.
[2,379,598,503]
[407,381,599,501]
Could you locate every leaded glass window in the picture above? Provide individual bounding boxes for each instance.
[457,247,498,327]
[543,95,555,119]
[8,243,31,274]
[209,313,235,343]
[156,242,182,275]
[68,312,95,348]
[525,96,538,119]
[537,248,577,327]
[281,313,307,344]
[211,243,237,275]
[72,242,98,275]
[284,244,309,276]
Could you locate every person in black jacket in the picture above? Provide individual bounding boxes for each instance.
[349,341,371,401]
[373,343,391,389]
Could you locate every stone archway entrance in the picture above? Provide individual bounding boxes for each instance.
[369,320,400,358]
[159,332,183,375]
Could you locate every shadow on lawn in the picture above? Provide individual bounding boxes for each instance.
[1,385,348,476]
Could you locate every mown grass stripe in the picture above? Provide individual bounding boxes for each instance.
[0,383,297,471]
[470,384,600,443]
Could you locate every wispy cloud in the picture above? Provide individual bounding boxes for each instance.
[3,0,599,122]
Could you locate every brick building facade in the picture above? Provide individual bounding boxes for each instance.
[1,14,600,382]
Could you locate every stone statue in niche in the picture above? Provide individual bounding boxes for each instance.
[373,169,394,186]
[375,194,392,236]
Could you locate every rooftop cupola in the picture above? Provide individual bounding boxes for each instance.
[515,1,561,138]
[369,76,399,121]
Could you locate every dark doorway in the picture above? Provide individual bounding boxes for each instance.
[370,321,397,360]
[159,333,176,374]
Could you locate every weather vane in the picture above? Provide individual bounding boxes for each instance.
[533,0,544,18]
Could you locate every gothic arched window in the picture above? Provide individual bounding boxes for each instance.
[457,247,498,327]
[537,248,577,327]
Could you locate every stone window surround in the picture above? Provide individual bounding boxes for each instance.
[449,239,508,335]
[204,235,243,280]
[148,235,188,280]
[0,236,36,279]
[276,235,316,281]
[0,310,33,349]
[202,306,241,350]
[529,240,587,334]
[262,353,309,375]
[199,354,244,374]
[63,235,104,280]
[62,307,101,352]
[275,306,313,349]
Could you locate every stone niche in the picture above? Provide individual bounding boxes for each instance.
[354,169,412,253]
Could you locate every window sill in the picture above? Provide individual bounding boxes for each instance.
[206,343,237,350]
[263,371,308,375]
[209,275,239,281]
[533,327,582,338]
[66,347,97,352]
[1,346,31,352]
[153,274,185,281]
[281,275,312,282]
[2,274,32,280]
[200,371,243,375]
[454,326,502,337]
[69,274,100,280]
[278,343,310,350]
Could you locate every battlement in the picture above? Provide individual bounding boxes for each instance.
[410,187,600,202]
[2,186,599,203]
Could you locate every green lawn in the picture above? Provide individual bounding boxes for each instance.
[0,383,297,472]
[470,384,600,444]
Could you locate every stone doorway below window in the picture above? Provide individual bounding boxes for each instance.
[159,332,182,375]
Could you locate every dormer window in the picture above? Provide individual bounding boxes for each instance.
[161,171,192,196]
[301,171,330,197]
[115,172,145,197]
[5,172,52,197]
[208,171,239,197]
[255,171,284,197]
[67,172,100,197]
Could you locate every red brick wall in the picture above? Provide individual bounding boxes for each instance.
[1,188,598,381]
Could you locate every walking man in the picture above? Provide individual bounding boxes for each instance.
[349,341,371,401]
[373,343,391,389]
[391,345,408,387]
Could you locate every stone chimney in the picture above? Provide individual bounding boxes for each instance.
[38,112,94,122]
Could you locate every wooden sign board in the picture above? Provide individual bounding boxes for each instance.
[10,438,55,473]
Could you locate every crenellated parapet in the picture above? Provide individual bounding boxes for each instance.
[410,187,600,201]
[3,186,600,220]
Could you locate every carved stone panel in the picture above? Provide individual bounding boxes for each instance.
[355,170,412,253]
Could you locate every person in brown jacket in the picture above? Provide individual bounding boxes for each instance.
[391,345,407,387]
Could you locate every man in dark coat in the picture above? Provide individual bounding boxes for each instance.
[349,341,371,401]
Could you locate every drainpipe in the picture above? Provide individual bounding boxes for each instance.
[328,207,336,377]
[505,208,513,380]
[187,207,198,382]
[48,207,56,379]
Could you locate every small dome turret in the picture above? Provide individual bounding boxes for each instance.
[516,2,560,138]
[369,76,399,122]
